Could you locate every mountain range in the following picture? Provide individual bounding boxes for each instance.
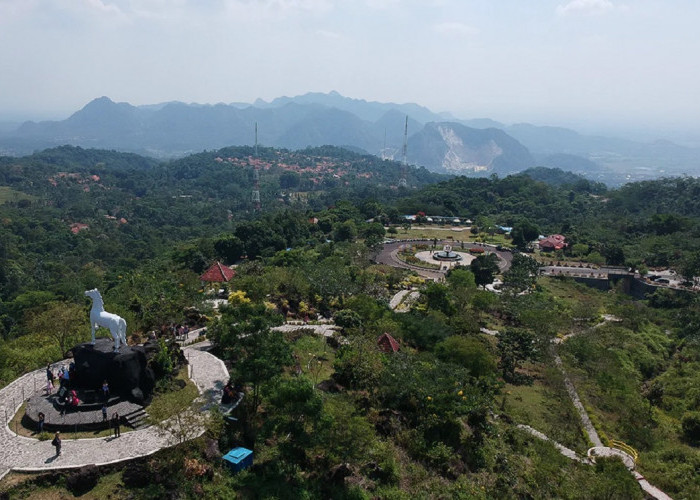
[1,91,699,185]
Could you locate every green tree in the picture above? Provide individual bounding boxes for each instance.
[497,328,539,384]
[446,268,476,290]
[470,253,500,288]
[322,397,376,464]
[361,222,386,249]
[333,220,358,242]
[213,234,244,263]
[434,336,496,378]
[590,457,644,499]
[501,253,540,296]
[28,302,87,355]
[333,309,362,329]
[423,282,455,315]
[571,243,590,257]
[209,303,289,422]
[279,171,301,190]
[511,220,540,250]
[333,334,385,390]
[263,376,325,465]
[682,411,700,445]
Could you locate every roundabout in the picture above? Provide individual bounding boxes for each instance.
[376,239,513,280]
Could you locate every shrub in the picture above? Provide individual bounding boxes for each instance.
[151,338,174,379]
[66,465,99,495]
[681,411,700,445]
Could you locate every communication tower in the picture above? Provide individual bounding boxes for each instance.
[251,122,261,211]
[398,116,408,188]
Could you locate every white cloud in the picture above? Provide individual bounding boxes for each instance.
[268,0,333,11]
[433,22,478,38]
[316,29,342,39]
[366,0,400,10]
[557,0,614,16]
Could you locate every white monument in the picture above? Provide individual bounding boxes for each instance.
[84,288,127,351]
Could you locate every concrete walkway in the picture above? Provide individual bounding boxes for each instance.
[0,341,228,480]
[500,319,673,500]
[553,354,603,448]
[389,290,419,312]
[516,424,590,464]
[271,323,340,338]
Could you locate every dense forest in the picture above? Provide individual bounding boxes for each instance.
[1,146,699,498]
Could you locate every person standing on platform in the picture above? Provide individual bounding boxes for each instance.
[112,412,120,437]
[101,404,108,423]
[38,412,45,433]
[52,431,61,456]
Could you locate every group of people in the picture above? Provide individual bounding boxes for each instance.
[40,364,121,458]
[45,363,77,395]
[166,323,190,340]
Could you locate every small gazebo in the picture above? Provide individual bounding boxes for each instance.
[199,261,236,284]
[377,333,400,354]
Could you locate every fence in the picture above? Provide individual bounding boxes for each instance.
[610,439,639,462]
[2,361,70,433]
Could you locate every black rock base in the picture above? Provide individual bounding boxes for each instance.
[71,338,156,405]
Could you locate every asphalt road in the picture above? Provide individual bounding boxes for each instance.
[375,240,513,280]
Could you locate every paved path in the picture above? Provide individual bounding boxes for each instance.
[553,354,603,448]
[0,341,227,480]
[633,471,674,500]
[389,290,410,310]
[389,290,420,312]
[271,323,339,338]
[516,424,590,464]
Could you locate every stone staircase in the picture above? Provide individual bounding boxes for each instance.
[123,408,150,430]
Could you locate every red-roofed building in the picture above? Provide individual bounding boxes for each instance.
[377,333,400,354]
[70,222,89,234]
[539,234,567,251]
[200,261,236,283]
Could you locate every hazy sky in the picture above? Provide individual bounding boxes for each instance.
[1,0,698,135]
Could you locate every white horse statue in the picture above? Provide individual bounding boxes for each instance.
[84,288,127,351]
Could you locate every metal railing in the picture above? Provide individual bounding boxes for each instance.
[610,439,639,462]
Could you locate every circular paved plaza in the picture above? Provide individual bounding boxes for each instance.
[414,250,476,269]
[0,341,228,480]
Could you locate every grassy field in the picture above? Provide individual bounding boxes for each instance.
[292,333,336,383]
[389,225,512,246]
[0,186,35,204]
[147,368,200,420]
[501,364,591,453]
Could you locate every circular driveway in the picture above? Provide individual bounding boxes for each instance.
[375,239,513,280]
